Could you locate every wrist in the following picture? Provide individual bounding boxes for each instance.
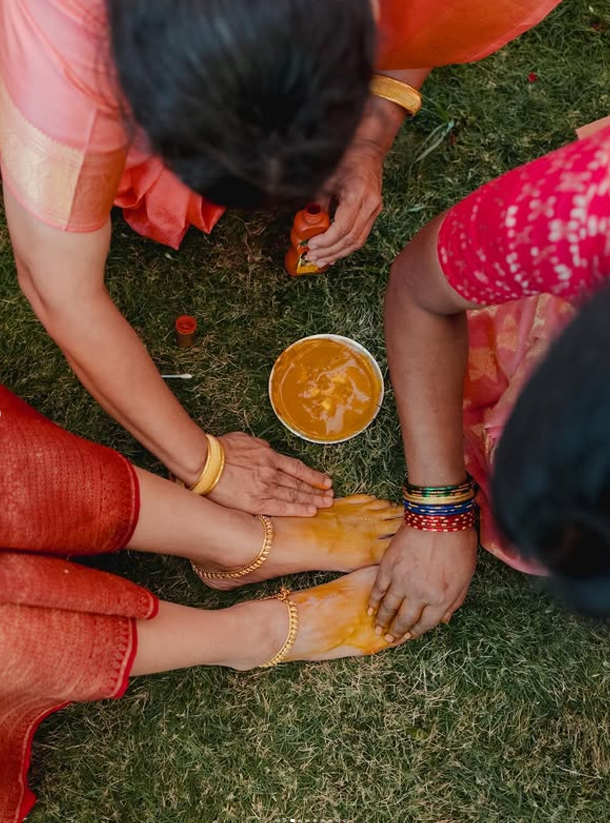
[402,472,477,533]
[403,462,467,487]
[354,95,406,156]
[174,429,209,486]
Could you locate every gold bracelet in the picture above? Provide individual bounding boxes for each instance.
[259,588,299,668]
[370,74,422,117]
[189,434,226,496]
[191,515,274,582]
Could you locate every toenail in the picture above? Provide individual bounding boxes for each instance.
[375,626,383,636]
[385,634,395,643]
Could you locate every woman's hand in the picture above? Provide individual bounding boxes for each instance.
[367,525,477,640]
[209,432,334,516]
[306,140,384,268]
[306,69,430,268]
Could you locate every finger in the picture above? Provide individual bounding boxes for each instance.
[407,605,448,639]
[273,452,332,490]
[312,232,371,268]
[315,191,332,213]
[374,589,418,637]
[306,198,363,257]
[337,494,378,504]
[260,483,335,512]
[309,226,365,265]
[441,584,470,624]
[274,472,334,508]
[381,599,424,641]
[258,498,319,518]
[367,566,391,615]
[359,497,393,509]
[310,199,381,264]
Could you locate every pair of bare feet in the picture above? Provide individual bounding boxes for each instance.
[189,495,407,670]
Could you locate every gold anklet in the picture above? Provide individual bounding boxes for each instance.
[191,515,274,582]
[259,588,299,668]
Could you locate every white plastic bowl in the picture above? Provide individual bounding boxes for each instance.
[269,334,384,444]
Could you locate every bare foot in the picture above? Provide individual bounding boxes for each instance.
[228,567,406,670]
[201,495,402,591]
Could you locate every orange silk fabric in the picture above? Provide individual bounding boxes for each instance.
[0,0,562,245]
[377,0,562,69]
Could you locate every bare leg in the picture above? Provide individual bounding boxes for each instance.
[133,567,404,675]
[128,470,402,587]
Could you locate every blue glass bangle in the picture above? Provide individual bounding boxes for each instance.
[403,499,476,516]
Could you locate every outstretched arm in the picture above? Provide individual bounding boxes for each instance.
[4,184,332,516]
[369,212,481,640]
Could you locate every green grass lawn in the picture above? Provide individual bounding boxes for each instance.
[2,3,610,821]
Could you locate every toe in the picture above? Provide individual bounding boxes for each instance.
[333,494,378,507]
[381,505,403,520]
[363,498,394,510]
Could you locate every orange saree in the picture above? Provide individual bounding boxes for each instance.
[0,385,157,823]
[0,0,562,249]
[377,0,562,69]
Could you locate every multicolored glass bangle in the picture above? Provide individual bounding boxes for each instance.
[404,509,477,533]
[404,500,475,516]
[402,471,478,532]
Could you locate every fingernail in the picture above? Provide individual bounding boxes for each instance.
[375,626,383,636]
[367,607,374,617]
[402,632,412,641]
[307,507,317,515]
[384,634,395,643]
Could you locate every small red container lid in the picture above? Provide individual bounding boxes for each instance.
[175,315,197,335]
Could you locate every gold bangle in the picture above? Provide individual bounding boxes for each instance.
[370,74,422,117]
[403,491,476,506]
[191,515,274,582]
[189,434,226,496]
[259,587,299,668]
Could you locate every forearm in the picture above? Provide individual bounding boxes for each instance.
[4,185,208,484]
[33,285,207,484]
[385,233,468,486]
[356,68,431,156]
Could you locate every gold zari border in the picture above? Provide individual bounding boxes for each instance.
[0,76,126,231]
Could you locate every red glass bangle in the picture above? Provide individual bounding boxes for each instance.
[404,509,476,533]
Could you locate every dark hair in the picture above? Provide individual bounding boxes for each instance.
[106,0,376,209]
[492,284,610,616]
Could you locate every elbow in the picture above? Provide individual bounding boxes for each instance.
[386,245,419,314]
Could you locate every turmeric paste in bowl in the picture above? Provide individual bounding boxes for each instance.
[269,335,384,444]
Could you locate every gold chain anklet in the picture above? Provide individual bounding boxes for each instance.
[191,515,274,582]
[259,587,299,668]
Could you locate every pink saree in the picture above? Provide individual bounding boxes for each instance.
[0,0,562,249]
[464,295,575,574]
